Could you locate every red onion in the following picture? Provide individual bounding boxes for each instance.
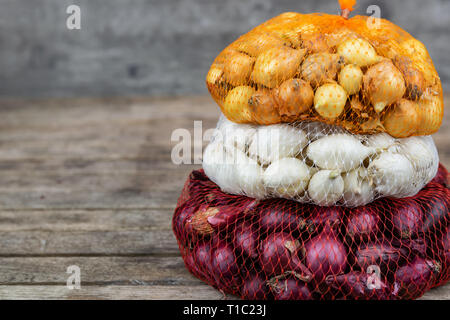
[326,272,394,300]
[258,201,307,233]
[172,201,198,245]
[394,257,440,299]
[193,242,214,282]
[390,199,424,239]
[302,224,347,283]
[417,183,449,234]
[241,275,269,300]
[208,199,259,230]
[234,221,258,259]
[392,236,427,260]
[258,232,301,276]
[211,241,240,287]
[270,276,313,300]
[306,206,343,234]
[431,163,449,186]
[354,239,406,275]
[346,206,380,241]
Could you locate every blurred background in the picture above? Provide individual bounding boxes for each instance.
[0,0,449,99]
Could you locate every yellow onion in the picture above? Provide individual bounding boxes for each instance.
[314,83,347,119]
[248,90,281,124]
[251,47,306,88]
[223,86,256,123]
[301,53,344,87]
[275,79,314,119]
[383,99,420,138]
[337,38,380,67]
[301,33,330,53]
[417,93,444,135]
[236,32,289,57]
[393,56,425,100]
[400,39,428,60]
[223,51,255,86]
[363,60,406,113]
[338,64,363,95]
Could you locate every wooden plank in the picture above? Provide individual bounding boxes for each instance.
[0,285,232,300]
[0,256,197,285]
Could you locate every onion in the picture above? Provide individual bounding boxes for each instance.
[313,83,347,120]
[326,272,394,300]
[354,239,406,275]
[233,221,258,259]
[346,206,380,241]
[301,53,344,87]
[383,99,420,138]
[305,206,343,234]
[269,275,313,300]
[258,201,307,233]
[211,241,241,287]
[416,183,449,234]
[193,242,214,282]
[223,51,255,86]
[394,257,440,299]
[275,78,314,119]
[431,163,449,186]
[390,199,424,239]
[207,199,259,231]
[302,224,347,283]
[258,232,301,276]
[173,201,199,245]
[248,90,281,125]
[223,86,256,123]
[241,275,269,300]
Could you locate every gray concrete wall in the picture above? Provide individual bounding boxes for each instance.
[0,0,449,98]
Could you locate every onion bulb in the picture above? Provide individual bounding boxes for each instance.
[301,53,344,87]
[251,47,306,88]
[275,79,314,119]
[223,86,256,123]
[383,99,420,138]
[368,152,415,197]
[263,158,311,198]
[306,134,376,172]
[215,115,256,152]
[337,38,380,67]
[314,83,347,119]
[342,168,375,207]
[417,93,444,135]
[364,133,396,150]
[308,170,344,206]
[223,51,255,86]
[393,55,425,100]
[248,124,308,164]
[363,60,406,113]
[338,64,363,95]
[248,89,281,124]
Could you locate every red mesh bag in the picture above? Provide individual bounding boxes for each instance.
[172,164,449,300]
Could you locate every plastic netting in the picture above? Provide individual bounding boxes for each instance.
[206,12,443,138]
[203,115,439,207]
[173,165,449,300]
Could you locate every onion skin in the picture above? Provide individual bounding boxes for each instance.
[193,242,215,282]
[258,201,307,233]
[392,56,425,101]
[415,183,449,235]
[303,224,347,283]
[326,272,394,300]
[383,99,420,138]
[248,90,281,125]
[394,257,440,299]
[306,206,343,234]
[223,51,255,86]
[211,241,241,287]
[354,239,406,275]
[301,53,344,88]
[431,163,449,187]
[275,78,314,120]
[223,86,256,123]
[390,199,424,239]
[241,275,269,300]
[258,232,301,276]
[234,221,259,259]
[346,206,380,241]
[271,277,313,300]
[208,199,259,231]
[173,201,199,246]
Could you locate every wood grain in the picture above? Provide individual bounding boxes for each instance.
[0,95,448,300]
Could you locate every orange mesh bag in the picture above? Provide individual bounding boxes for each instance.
[206,3,443,138]
[173,165,449,300]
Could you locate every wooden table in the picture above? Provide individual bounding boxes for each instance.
[0,96,448,300]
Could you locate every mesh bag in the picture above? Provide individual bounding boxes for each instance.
[206,12,444,138]
[203,115,439,207]
[173,166,449,300]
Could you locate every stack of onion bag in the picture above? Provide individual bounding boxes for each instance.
[173,8,449,300]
